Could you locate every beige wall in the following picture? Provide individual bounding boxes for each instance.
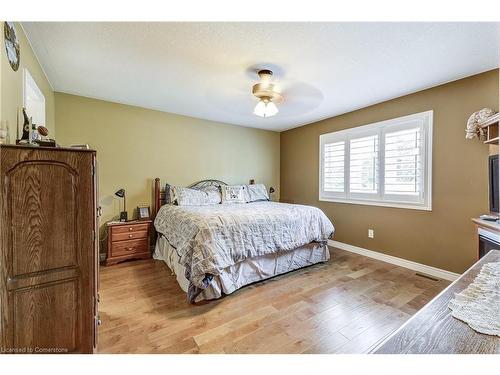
[281,69,499,274]
[55,93,280,244]
[0,22,55,140]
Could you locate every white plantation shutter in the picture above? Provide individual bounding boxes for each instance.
[323,141,345,193]
[349,134,378,195]
[384,127,422,198]
[319,111,432,210]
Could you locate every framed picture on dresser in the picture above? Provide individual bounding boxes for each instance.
[137,205,150,220]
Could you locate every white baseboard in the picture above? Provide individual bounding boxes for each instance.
[328,240,459,281]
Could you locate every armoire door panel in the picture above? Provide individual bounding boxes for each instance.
[12,279,78,352]
[6,266,80,291]
[0,146,97,354]
[7,161,78,276]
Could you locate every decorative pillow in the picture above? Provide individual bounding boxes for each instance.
[173,186,221,206]
[245,184,269,202]
[221,185,246,204]
[164,183,173,204]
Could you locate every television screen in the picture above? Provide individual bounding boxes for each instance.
[489,154,499,213]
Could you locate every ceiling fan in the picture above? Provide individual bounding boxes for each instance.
[252,69,282,118]
[204,67,323,120]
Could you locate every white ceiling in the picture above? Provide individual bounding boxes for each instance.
[22,22,500,132]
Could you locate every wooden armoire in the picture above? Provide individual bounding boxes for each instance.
[0,145,99,353]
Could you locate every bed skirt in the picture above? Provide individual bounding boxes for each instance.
[154,235,330,302]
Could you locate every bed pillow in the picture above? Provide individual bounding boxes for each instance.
[221,185,246,204]
[164,183,176,204]
[245,184,269,202]
[173,186,221,206]
[199,185,223,204]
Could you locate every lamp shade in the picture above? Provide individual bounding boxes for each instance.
[254,99,278,118]
[114,189,125,198]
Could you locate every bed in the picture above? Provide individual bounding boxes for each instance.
[153,178,335,302]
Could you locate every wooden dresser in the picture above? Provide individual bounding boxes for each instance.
[372,250,500,354]
[106,220,152,266]
[0,145,99,353]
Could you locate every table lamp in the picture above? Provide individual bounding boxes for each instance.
[114,188,127,222]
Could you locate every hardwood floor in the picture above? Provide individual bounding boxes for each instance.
[98,247,449,353]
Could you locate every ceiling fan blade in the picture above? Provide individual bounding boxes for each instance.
[278,82,324,116]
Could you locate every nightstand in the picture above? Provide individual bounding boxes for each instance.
[106,220,152,266]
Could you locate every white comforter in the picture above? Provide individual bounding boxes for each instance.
[154,201,334,301]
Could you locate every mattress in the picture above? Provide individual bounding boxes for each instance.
[154,235,330,302]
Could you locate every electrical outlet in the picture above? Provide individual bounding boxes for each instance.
[368,229,374,238]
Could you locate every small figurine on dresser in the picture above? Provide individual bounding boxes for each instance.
[16,107,56,147]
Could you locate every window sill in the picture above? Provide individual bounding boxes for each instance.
[319,197,432,211]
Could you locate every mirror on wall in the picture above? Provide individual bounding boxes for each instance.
[23,68,45,127]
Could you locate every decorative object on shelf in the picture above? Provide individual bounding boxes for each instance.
[252,69,282,118]
[465,108,497,140]
[16,113,38,147]
[448,261,500,336]
[15,107,49,146]
[20,107,31,142]
[32,125,56,147]
[69,144,90,149]
[0,120,10,144]
[137,206,150,220]
[37,125,48,137]
[4,22,20,72]
[114,188,128,222]
[31,129,41,143]
[33,125,55,147]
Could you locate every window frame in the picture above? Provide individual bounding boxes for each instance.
[319,110,433,211]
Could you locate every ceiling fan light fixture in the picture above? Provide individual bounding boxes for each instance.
[254,98,278,118]
[252,69,281,118]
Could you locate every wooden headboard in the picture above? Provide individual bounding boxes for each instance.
[153,178,228,218]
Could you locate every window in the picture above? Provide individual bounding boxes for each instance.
[319,111,432,210]
[23,68,46,127]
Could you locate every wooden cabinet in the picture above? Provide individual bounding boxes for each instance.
[106,220,152,266]
[0,145,98,353]
[472,218,500,260]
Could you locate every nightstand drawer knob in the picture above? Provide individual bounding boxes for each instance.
[128,234,133,238]
[129,227,133,231]
[125,247,134,251]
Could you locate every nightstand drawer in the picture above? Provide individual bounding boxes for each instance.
[112,223,150,234]
[110,238,149,257]
[112,230,148,242]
